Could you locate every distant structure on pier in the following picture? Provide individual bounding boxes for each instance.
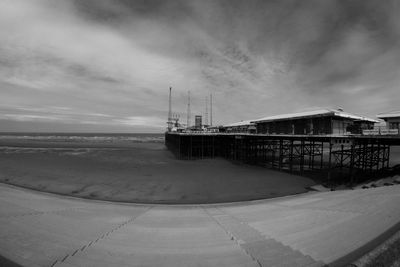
[195,115,202,130]
[166,87,216,133]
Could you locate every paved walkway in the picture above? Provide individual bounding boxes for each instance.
[0,183,399,267]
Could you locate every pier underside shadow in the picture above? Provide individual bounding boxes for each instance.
[166,133,400,186]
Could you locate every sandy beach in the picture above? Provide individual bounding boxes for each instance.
[0,136,316,204]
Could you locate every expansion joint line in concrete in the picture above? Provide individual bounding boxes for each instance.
[203,206,323,267]
[0,207,84,219]
[272,204,364,216]
[50,206,153,267]
[202,207,262,267]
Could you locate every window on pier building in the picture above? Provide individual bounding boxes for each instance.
[390,122,399,130]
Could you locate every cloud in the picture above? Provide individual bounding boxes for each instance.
[0,104,116,126]
[1,114,63,122]
[0,0,400,131]
[113,116,165,128]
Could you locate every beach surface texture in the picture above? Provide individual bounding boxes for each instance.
[0,133,316,204]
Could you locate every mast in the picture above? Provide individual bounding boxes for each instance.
[210,93,212,126]
[205,95,208,126]
[167,87,173,131]
[186,91,191,128]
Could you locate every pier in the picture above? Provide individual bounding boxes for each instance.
[165,132,400,183]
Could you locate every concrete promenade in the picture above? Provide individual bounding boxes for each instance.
[0,183,400,267]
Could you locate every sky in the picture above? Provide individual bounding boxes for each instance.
[0,0,399,132]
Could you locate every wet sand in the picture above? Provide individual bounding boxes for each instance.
[0,139,316,204]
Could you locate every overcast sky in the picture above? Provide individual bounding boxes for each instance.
[1,0,399,132]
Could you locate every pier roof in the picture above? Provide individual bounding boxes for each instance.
[377,111,400,119]
[251,108,379,123]
[223,120,255,127]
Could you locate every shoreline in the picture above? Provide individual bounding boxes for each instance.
[0,180,314,206]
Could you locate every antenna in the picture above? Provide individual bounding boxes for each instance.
[167,87,173,131]
[210,93,212,126]
[186,91,191,128]
[205,95,208,126]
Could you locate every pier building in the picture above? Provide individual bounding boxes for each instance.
[223,120,256,133]
[378,111,400,133]
[252,108,378,135]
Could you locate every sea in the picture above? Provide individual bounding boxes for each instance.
[0,132,165,143]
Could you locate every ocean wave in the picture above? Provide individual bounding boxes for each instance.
[0,134,165,143]
[0,147,93,155]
